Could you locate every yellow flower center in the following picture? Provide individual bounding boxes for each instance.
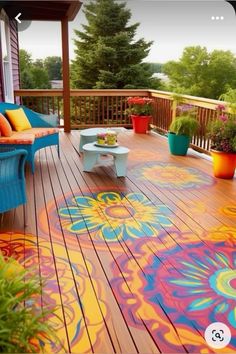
[105,205,134,219]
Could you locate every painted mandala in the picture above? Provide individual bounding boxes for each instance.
[0,233,109,353]
[41,189,173,251]
[204,225,236,248]
[220,205,236,218]
[111,235,236,352]
[130,162,215,190]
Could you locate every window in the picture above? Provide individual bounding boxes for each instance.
[0,11,14,102]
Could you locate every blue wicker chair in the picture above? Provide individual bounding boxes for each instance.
[0,149,28,224]
[0,102,59,173]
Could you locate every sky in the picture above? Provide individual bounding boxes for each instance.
[18,0,236,63]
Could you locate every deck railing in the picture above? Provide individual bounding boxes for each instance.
[14,89,150,129]
[14,88,227,154]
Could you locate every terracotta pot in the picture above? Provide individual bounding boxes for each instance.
[210,150,236,179]
[131,115,151,134]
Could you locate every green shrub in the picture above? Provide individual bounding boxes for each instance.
[0,253,59,353]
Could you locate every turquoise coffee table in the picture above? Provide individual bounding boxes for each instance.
[83,142,129,177]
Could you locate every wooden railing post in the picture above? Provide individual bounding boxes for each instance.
[171,99,177,122]
[61,17,71,132]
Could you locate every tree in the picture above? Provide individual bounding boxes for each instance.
[163,46,236,99]
[19,49,34,88]
[19,50,51,89]
[34,59,44,69]
[31,67,51,89]
[19,49,33,72]
[148,62,163,74]
[206,50,236,99]
[44,56,62,80]
[71,0,153,89]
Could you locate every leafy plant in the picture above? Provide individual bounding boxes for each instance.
[169,103,199,137]
[169,116,199,137]
[207,104,236,153]
[126,96,154,116]
[0,253,60,353]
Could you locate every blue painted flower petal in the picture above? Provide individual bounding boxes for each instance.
[126,223,152,238]
[228,307,236,328]
[59,207,82,218]
[188,297,215,311]
[73,196,96,208]
[100,224,123,241]
[156,205,171,215]
[126,192,149,205]
[215,303,229,314]
[170,279,203,287]
[155,215,172,226]
[68,218,99,233]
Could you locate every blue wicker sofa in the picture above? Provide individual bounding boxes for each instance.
[0,102,59,173]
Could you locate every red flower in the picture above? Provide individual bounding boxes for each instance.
[126,96,154,116]
[127,97,153,106]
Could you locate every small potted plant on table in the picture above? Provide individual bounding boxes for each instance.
[168,104,199,155]
[126,96,154,134]
[208,102,236,179]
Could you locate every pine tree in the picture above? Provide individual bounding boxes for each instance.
[71,0,153,89]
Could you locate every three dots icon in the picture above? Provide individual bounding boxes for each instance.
[211,16,224,20]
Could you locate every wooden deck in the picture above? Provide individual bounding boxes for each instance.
[1,130,236,353]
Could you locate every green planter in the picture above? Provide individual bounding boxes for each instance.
[168,132,190,156]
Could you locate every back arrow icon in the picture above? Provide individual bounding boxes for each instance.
[15,13,22,24]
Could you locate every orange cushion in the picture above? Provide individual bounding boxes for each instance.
[0,113,12,137]
[5,108,32,132]
[25,127,59,138]
[0,131,35,144]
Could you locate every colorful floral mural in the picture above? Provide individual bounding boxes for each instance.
[0,233,109,353]
[59,191,172,240]
[130,162,215,190]
[220,205,236,218]
[111,233,236,352]
[205,225,236,248]
[41,189,174,251]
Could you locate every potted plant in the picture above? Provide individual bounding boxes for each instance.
[207,101,236,179]
[126,96,154,134]
[168,104,199,155]
[0,253,60,352]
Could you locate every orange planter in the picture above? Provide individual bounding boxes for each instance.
[211,150,236,179]
[131,115,151,134]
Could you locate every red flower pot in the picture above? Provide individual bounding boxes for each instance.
[131,115,151,134]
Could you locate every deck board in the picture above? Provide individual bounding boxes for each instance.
[0,130,236,353]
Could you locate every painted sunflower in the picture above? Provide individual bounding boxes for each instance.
[59,192,172,242]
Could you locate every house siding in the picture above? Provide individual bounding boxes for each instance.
[9,19,20,102]
[0,28,3,102]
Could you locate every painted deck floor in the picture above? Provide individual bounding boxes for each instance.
[0,130,236,353]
